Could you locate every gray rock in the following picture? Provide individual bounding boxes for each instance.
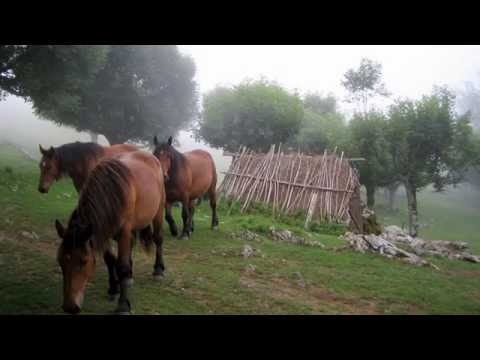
[242,245,254,258]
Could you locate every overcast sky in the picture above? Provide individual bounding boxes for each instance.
[178,45,480,114]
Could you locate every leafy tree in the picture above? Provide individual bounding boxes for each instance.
[39,45,198,145]
[341,58,390,114]
[196,79,304,152]
[386,87,478,237]
[293,93,348,154]
[348,111,394,208]
[295,109,348,154]
[0,45,108,107]
[303,92,337,114]
[0,45,198,145]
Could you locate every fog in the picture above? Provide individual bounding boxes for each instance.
[2,45,480,183]
[0,95,231,179]
[178,45,480,115]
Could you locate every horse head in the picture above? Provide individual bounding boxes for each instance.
[55,212,96,315]
[153,135,174,181]
[38,145,59,193]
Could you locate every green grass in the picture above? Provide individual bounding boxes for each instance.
[375,187,480,253]
[1,143,480,314]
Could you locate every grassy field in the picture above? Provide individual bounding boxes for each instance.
[1,143,480,315]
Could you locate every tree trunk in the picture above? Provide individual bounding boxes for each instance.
[365,184,375,209]
[387,183,400,211]
[404,181,419,237]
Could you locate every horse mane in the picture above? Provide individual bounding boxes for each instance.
[54,142,104,176]
[162,144,187,183]
[77,158,132,254]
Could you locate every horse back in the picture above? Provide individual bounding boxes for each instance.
[103,144,139,159]
[184,149,217,199]
[117,151,165,230]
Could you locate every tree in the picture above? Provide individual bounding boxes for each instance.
[458,78,480,130]
[0,45,108,107]
[386,87,478,237]
[1,45,198,145]
[196,79,304,152]
[341,58,390,115]
[292,93,348,154]
[303,92,337,114]
[348,111,394,208]
[38,45,198,145]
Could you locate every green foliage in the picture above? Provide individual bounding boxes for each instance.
[0,45,198,145]
[387,87,476,192]
[303,92,337,114]
[342,58,390,113]
[0,45,108,110]
[292,96,348,154]
[309,222,347,236]
[196,79,304,152]
[348,111,394,207]
[45,45,198,145]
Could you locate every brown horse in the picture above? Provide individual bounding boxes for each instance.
[38,141,138,194]
[55,151,166,315]
[39,141,142,285]
[153,136,218,239]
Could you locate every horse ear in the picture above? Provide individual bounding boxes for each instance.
[48,146,55,156]
[153,135,158,146]
[39,144,46,155]
[168,136,173,146]
[55,220,65,239]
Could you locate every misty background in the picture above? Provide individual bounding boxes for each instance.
[1,45,480,192]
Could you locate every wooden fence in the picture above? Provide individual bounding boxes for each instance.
[218,145,360,227]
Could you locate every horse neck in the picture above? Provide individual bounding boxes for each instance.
[168,148,187,182]
[60,146,105,184]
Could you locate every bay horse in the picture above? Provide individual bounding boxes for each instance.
[54,151,166,315]
[153,136,218,239]
[38,141,138,194]
[39,141,143,285]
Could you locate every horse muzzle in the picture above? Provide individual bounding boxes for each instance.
[38,185,48,194]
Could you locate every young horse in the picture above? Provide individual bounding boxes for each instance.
[38,142,138,194]
[55,151,166,315]
[153,136,219,239]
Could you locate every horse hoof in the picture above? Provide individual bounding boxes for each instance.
[178,234,189,240]
[108,293,118,302]
[115,301,131,314]
[125,278,134,287]
[116,311,131,315]
[153,273,164,281]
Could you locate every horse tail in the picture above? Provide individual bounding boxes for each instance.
[78,158,132,254]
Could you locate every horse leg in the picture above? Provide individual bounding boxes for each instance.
[103,247,119,301]
[189,199,195,233]
[165,202,178,237]
[152,207,165,280]
[179,197,191,239]
[115,226,133,315]
[209,187,219,230]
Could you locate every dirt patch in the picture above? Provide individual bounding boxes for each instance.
[0,230,58,257]
[239,273,380,314]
